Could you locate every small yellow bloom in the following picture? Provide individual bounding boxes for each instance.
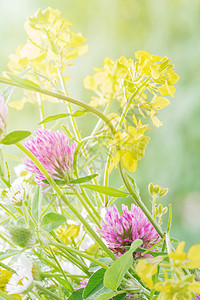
[109,122,150,173]
[167,241,200,269]
[136,259,158,289]
[84,57,127,107]
[154,274,200,300]
[57,225,80,245]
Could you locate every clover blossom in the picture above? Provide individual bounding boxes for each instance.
[98,204,159,257]
[0,96,8,140]
[23,129,76,186]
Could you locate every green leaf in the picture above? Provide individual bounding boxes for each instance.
[54,276,74,293]
[38,110,86,125]
[69,174,99,184]
[104,239,143,290]
[68,288,84,300]
[95,291,115,300]
[38,113,69,125]
[81,185,128,198]
[72,110,86,117]
[41,212,66,232]
[83,268,113,300]
[1,130,31,145]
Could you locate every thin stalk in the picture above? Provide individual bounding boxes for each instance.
[41,272,88,279]
[49,247,74,293]
[2,152,23,163]
[119,163,164,238]
[72,188,100,227]
[58,69,81,141]
[0,261,16,273]
[58,70,105,205]
[37,92,46,129]
[51,241,109,270]
[0,203,17,220]
[80,188,101,221]
[35,283,64,300]
[16,142,116,260]
[103,151,112,206]
[52,248,90,276]
[118,78,150,129]
[0,77,116,134]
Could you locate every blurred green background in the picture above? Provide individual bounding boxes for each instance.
[0,0,200,248]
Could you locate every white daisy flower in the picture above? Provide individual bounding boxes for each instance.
[6,255,34,295]
[4,181,33,205]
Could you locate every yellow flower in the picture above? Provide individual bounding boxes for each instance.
[166,241,200,269]
[135,50,179,88]
[84,57,127,107]
[57,224,80,245]
[136,259,158,289]
[154,273,200,300]
[0,268,13,291]
[109,121,150,173]
[7,7,88,109]
[85,51,179,128]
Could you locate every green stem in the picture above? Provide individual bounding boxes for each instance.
[58,70,105,205]
[0,203,17,220]
[49,247,74,293]
[0,261,16,273]
[119,163,164,238]
[0,77,116,134]
[52,247,90,275]
[2,152,23,163]
[37,92,46,129]
[16,142,116,260]
[35,283,64,300]
[41,272,88,279]
[118,78,150,129]
[103,151,112,206]
[58,68,81,141]
[51,242,109,270]
[73,188,100,227]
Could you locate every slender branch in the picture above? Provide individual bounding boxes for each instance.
[0,77,116,135]
[119,162,164,238]
[51,242,109,270]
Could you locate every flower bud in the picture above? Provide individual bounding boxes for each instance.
[32,262,41,281]
[0,96,8,141]
[8,226,36,248]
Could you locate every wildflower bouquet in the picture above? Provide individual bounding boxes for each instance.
[0,7,199,300]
